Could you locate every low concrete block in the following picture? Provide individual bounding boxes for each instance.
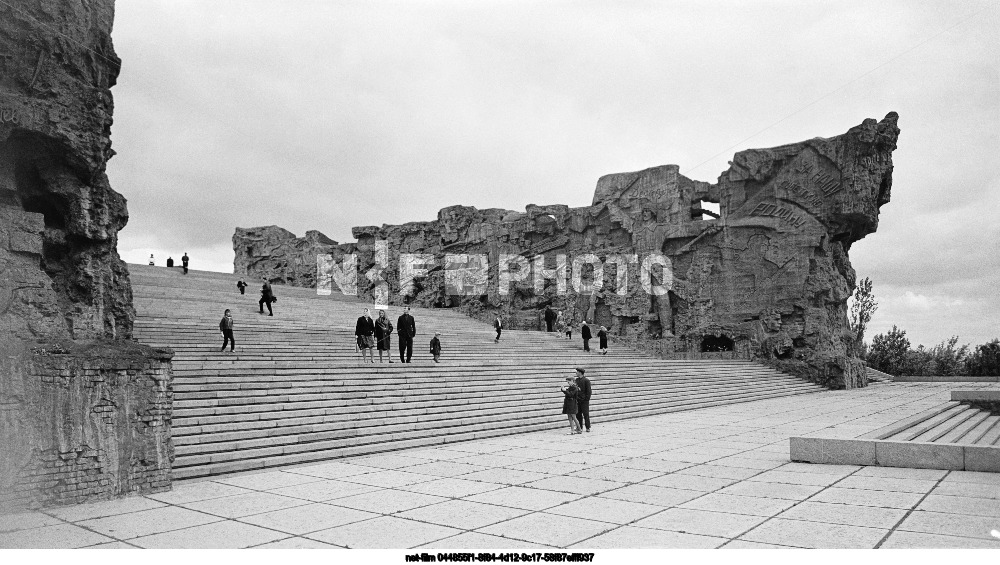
[950,390,1000,402]
[876,441,964,470]
[789,437,877,466]
[963,446,1000,472]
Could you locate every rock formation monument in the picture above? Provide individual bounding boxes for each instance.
[237,113,899,390]
[1,0,173,510]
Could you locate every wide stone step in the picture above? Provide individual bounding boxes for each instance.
[172,386,821,478]
[170,370,799,398]
[171,382,821,452]
[791,390,1000,473]
[171,377,818,429]
[170,375,814,419]
[170,373,808,412]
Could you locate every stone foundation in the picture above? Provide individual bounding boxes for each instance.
[0,340,173,512]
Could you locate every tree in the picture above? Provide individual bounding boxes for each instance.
[849,277,878,356]
[927,336,969,376]
[867,325,909,375]
[966,338,1000,376]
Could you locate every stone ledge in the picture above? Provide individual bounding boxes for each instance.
[791,437,1000,473]
[950,390,1000,402]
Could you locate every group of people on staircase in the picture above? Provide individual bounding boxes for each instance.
[150,252,189,274]
[543,306,609,355]
[354,307,419,363]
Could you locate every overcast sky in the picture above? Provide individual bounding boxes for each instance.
[107,0,999,348]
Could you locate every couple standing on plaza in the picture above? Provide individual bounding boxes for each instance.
[560,368,592,434]
[355,306,418,363]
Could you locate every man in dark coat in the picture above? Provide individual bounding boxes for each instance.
[259,277,274,316]
[494,315,502,343]
[396,306,416,363]
[166,256,174,268]
[574,368,592,432]
[581,320,592,352]
[544,306,557,332]
[182,252,189,274]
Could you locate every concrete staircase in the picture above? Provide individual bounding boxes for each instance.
[791,390,1000,472]
[865,367,895,383]
[860,394,1000,445]
[129,264,826,480]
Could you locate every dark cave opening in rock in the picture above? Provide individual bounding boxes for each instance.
[701,334,734,352]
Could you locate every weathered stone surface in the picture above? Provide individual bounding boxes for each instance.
[1,0,175,511]
[235,115,898,389]
[1,0,133,341]
[0,340,174,510]
[233,226,344,288]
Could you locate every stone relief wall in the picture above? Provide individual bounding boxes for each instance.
[0,0,174,510]
[235,115,898,390]
[0,341,173,510]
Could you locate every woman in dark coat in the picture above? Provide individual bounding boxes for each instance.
[355,308,375,363]
[560,376,582,434]
[374,309,394,364]
[598,326,608,355]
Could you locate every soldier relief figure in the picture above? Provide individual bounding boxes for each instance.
[633,207,675,338]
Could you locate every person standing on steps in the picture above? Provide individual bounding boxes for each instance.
[581,320,592,352]
[544,306,557,333]
[259,277,274,316]
[355,307,375,363]
[219,309,235,353]
[430,332,442,363]
[598,326,608,355]
[166,256,174,268]
[182,252,189,274]
[236,280,247,295]
[494,315,502,343]
[563,314,573,340]
[374,309,394,364]
[397,306,416,363]
[560,376,582,434]
[574,368,592,432]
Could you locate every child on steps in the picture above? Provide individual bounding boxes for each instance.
[430,332,442,363]
[219,309,235,352]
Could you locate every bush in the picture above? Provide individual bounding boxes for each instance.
[868,328,996,377]
[868,326,909,376]
[966,339,1000,376]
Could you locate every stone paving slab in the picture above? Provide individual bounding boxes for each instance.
[880,530,1000,549]
[4,381,1000,549]
[306,516,460,549]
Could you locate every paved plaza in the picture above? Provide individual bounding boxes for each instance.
[2,382,999,550]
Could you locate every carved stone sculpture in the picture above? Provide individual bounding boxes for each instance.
[235,115,899,389]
